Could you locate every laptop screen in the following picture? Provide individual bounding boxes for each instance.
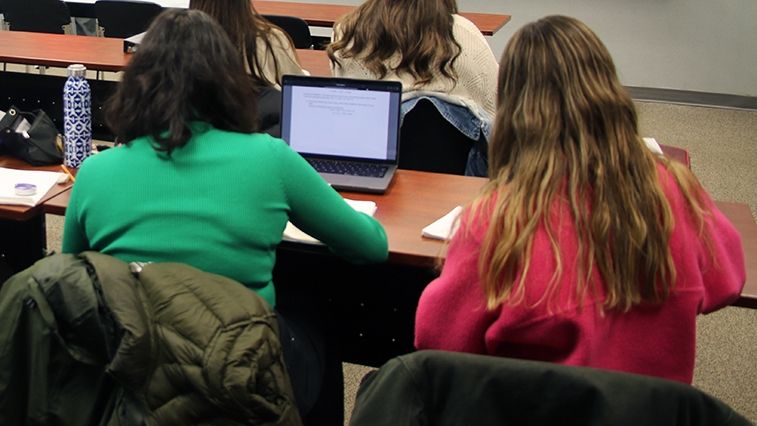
[281,76,401,162]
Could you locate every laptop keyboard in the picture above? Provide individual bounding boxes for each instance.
[307,158,388,178]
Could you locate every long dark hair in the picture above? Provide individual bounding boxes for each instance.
[327,0,461,86]
[105,9,258,154]
[190,0,297,87]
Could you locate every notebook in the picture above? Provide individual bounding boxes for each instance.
[280,75,402,193]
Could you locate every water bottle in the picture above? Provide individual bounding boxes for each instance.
[63,64,92,168]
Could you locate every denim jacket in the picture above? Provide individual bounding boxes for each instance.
[401,92,492,176]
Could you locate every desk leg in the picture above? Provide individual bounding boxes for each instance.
[0,214,47,275]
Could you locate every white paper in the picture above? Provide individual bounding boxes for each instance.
[643,137,664,156]
[422,206,462,241]
[283,198,378,245]
[0,167,64,207]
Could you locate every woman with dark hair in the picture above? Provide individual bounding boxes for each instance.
[327,0,498,117]
[62,9,387,424]
[414,16,744,384]
[189,0,305,89]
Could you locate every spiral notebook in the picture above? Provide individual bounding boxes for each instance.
[0,167,63,207]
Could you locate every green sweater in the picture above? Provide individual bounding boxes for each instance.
[62,124,388,306]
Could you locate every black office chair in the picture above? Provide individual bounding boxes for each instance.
[94,0,163,38]
[1,0,71,34]
[262,14,312,49]
[350,351,752,426]
[399,98,478,175]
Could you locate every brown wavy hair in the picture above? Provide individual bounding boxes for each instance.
[476,15,711,312]
[105,9,258,154]
[327,0,461,86]
[190,0,298,87]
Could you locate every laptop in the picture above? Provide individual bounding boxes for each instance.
[280,75,402,193]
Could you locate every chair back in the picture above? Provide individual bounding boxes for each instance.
[262,14,312,49]
[350,351,752,426]
[94,0,163,38]
[659,143,692,168]
[1,0,71,34]
[399,98,475,175]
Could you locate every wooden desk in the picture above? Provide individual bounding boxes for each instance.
[43,170,483,265]
[0,157,73,274]
[0,157,73,221]
[63,0,511,36]
[0,31,331,76]
[40,170,757,366]
[252,1,511,36]
[41,175,757,309]
[0,31,129,72]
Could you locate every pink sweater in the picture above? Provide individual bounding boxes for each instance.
[415,166,745,383]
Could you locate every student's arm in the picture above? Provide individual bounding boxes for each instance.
[697,196,746,312]
[275,141,388,264]
[414,210,495,353]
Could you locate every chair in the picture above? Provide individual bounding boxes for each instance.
[399,98,478,175]
[350,351,752,426]
[0,0,71,34]
[94,0,162,38]
[262,14,312,49]
[660,143,692,168]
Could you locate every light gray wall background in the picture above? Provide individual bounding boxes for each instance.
[301,0,757,97]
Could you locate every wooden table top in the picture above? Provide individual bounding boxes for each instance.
[39,169,756,309]
[0,157,73,221]
[0,31,130,72]
[0,31,331,76]
[41,169,486,266]
[252,1,511,36]
[63,0,511,36]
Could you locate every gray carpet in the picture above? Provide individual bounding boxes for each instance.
[44,101,757,424]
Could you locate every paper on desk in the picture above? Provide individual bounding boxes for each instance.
[643,137,664,156]
[0,167,63,207]
[422,206,463,241]
[283,198,378,245]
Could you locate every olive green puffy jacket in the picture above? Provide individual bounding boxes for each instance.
[0,252,301,426]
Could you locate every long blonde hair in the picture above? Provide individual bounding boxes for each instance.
[478,15,710,312]
[327,0,461,86]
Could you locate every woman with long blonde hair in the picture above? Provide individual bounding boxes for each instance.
[414,15,745,384]
[327,0,498,116]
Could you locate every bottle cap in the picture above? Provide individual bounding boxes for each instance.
[14,183,37,196]
[67,64,87,77]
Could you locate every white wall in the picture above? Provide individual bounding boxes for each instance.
[296,0,757,97]
[461,0,757,97]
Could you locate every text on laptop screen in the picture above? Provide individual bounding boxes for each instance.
[282,83,400,161]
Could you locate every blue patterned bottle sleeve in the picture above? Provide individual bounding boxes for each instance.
[63,64,92,168]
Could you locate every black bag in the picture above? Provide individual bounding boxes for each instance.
[0,106,63,166]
